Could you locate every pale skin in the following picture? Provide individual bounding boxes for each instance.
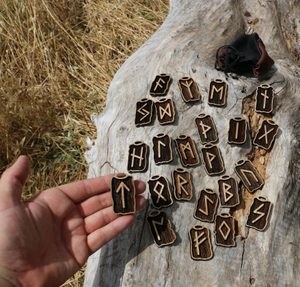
[0,156,146,287]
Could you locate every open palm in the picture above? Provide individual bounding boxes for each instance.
[0,156,145,287]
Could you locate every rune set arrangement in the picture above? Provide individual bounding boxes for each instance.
[111,73,278,261]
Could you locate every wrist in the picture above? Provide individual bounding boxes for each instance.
[0,267,21,287]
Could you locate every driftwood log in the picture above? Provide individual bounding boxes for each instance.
[84,0,300,286]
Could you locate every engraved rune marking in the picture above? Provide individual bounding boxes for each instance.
[177,175,189,196]
[258,125,274,144]
[252,203,265,223]
[130,147,144,168]
[180,142,195,160]
[159,104,172,119]
[222,182,233,202]
[157,140,166,158]
[153,181,167,203]
[181,79,194,99]
[193,231,207,256]
[261,90,269,109]
[240,168,259,186]
[206,152,216,169]
[154,78,166,91]
[219,221,231,240]
[116,182,130,209]
[210,85,224,100]
[199,195,214,215]
[152,217,164,241]
[137,103,150,121]
[235,121,240,139]
[199,121,212,139]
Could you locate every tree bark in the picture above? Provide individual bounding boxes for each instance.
[84,0,300,286]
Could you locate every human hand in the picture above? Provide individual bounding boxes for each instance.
[0,156,146,287]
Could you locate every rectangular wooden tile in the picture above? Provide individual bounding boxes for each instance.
[253,119,279,150]
[208,79,228,107]
[201,144,225,176]
[175,135,200,167]
[135,98,154,127]
[195,113,218,144]
[152,133,173,164]
[148,175,173,209]
[194,189,219,222]
[150,74,172,97]
[155,98,176,125]
[147,210,176,247]
[215,214,236,247]
[255,84,274,114]
[127,141,149,173]
[111,174,136,215]
[189,225,213,261]
[172,168,193,201]
[218,175,240,207]
[178,76,201,103]
[246,196,272,231]
[228,117,248,145]
[235,160,264,193]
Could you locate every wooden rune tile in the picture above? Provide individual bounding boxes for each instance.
[189,225,213,261]
[235,160,264,193]
[228,117,248,145]
[111,174,136,215]
[253,119,279,151]
[175,135,200,167]
[149,74,172,97]
[255,84,274,114]
[148,175,173,209]
[172,168,193,201]
[135,98,154,127]
[152,134,173,165]
[246,196,272,231]
[208,79,228,107]
[194,189,219,222]
[127,141,149,173]
[147,210,176,247]
[155,98,176,125]
[218,175,240,207]
[201,144,225,176]
[195,113,218,144]
[215,213,236,247]
[178,76,201,103]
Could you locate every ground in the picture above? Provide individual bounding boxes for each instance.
[0,0,168,285]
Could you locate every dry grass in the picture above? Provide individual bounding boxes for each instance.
[0,0,168,286]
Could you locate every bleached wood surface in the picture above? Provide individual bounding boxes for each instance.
[84,0,300,286]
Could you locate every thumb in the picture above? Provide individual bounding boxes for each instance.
[0,155,30,210]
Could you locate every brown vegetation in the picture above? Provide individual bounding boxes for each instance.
[0,0,168,285]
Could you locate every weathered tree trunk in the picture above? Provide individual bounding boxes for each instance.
[84,0,300,286]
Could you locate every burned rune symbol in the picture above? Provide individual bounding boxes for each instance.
[253,120,279,150]
[175,135,200,167]
[172,168,193,201]
[135,98,154,127]
[178,76,201,103]
[255,84,274,114]
[195,114,218,144]
[228,117,248,145]
[235,160,264,193]
[148,175,173,209]
[246,197,272,231]
[208,79,228,107]
[147,210,176,247]
[155,98,176,125]
[127,142,149,173]
[152,134,173,165]
[149,74,172,97]
[218,176,240,207]
[194,189,219,222]
[215,213,236,247]
[189,225,213,260]
[111,175,136,215]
